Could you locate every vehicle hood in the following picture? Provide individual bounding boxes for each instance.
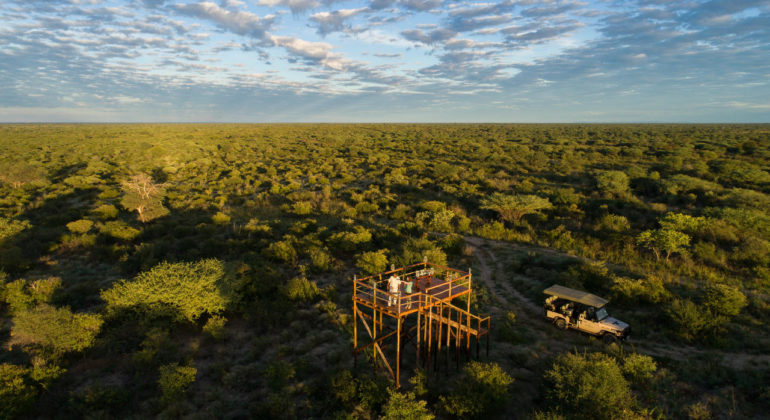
[600,317,629,331]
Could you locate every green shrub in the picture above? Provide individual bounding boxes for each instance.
[636,229,690,261]
[0,217,30,243]
[665,299,709,341]
[101,259,230,322]
[203,315,227,339]
[329,370,357,406]
[211,211,230,225]
[66,219,94,234]
[440,361,513,418]
[382,389,434,420]
[544,352,634,419]
[9,304,103,358]
[475,221,510,241]
[309,247,334,272]
[285,276,320,303]
[265,360,294,392]
[29,356,65,388]
[3,277,63,315]
[93,204,119,220]
[416,208,455,233]
[357,375,390,414]
[266,240,298,265]
[702,284,746,317]
[611,275,670,304]
[595,170,630,196]
[292,201,313,215]
[329,227,372,251]
[355,250,388,275]
[594,214,630,232]
[100,221,140,241]
[158,363,196,403]
[621,353,657,384]
[480,193,552,222]
[0,363,36,419]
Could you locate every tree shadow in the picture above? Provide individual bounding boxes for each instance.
[1,188,100,273]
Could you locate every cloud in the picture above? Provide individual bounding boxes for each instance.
[399,0,442,12]
[520,2,581,18]
[368,0,440,12]
[256,0,320,14]
[401,27,455,45]
[369,0,394,10]
[448,1,515,18]
[174,1,275,39]
[726,101,770,110]
[447,14,512,32]
[503,22,583,44]
[271,35,332,61]
[310,8,368,35]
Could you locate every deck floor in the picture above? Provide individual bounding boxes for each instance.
[354,276,470,317]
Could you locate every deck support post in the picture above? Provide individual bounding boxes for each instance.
[396,317,402,388]
[352,263,488,387]
[416,309,421,367]
[353,301,358,368]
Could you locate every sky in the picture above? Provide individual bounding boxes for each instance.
[1,0,769,123]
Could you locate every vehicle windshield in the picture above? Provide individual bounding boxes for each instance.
[595,307,609,321]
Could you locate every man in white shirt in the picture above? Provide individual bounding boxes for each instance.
[387,274,401,307]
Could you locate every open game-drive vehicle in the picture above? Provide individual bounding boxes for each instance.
[543,284,630,342]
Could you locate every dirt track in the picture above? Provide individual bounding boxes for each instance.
[464,235,770,370]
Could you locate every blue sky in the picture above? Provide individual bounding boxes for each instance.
[1,0,768,122]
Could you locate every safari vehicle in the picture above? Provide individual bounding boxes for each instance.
[543,284,630,342]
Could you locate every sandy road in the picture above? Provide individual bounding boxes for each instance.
[464,235,770,370]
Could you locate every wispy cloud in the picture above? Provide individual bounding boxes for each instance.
[0,0,768,122]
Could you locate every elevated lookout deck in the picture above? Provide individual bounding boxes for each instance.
[352,261,490,388]
[352,261,471,317]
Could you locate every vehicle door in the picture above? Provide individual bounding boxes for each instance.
[577,309,602,334]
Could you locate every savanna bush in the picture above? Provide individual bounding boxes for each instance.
[93,204,119,220]
[10,304,103,358]
[355,250,388,275]
[0,363,36,419]
[665,299,709,341]
[382,389,434,420]
[99,221,140,241]
[158,363,197,403]
[440,361,513,418]
[66,219,94,234]
[211,211,230,225]
[594,214,630,232]
[3,277,62,314]
[101,259,230,322]
[266,240,298,265]
[544,352,634,419]
[285,276,320,303]
[702,283,746,317]
[611,275,670,304]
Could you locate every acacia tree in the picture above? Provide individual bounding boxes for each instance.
[480,193,552,223]
[636,229,690,261]
[595,170,630,197]
[544,352,634,419]
[9,304,103,359]
[101,259,230,322]
[121,173,169,223]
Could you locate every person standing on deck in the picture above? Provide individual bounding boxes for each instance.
[403,278,413,308]
[387,274,401,307]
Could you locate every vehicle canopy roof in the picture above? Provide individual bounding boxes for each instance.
[543,284,608,308]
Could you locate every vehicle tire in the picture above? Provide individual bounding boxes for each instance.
[602,333,618,344]
[554,318,567,330]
